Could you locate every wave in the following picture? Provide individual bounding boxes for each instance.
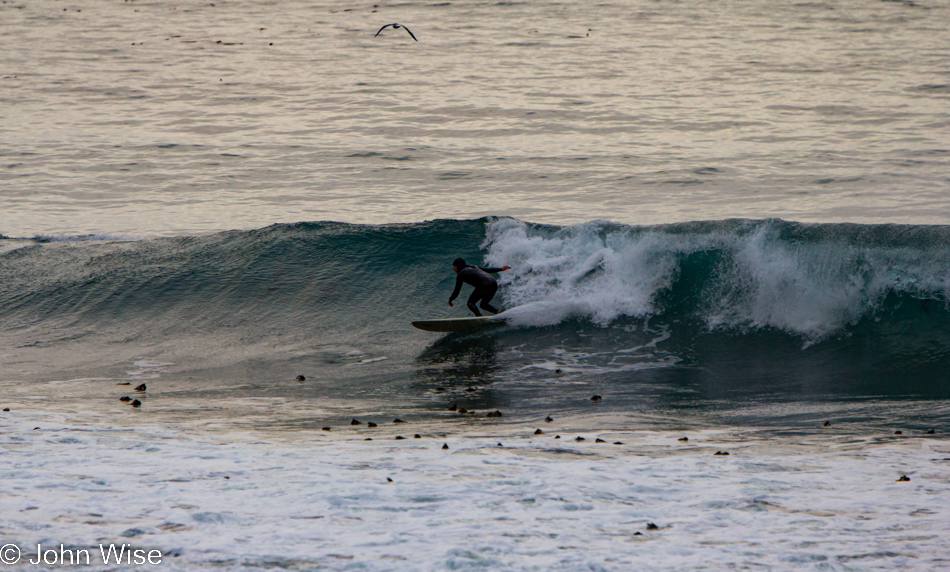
[3,218,950,392]
[4,217,950,339]
[0,220,487,371]
[484,218,950,342]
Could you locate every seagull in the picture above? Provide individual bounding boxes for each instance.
[375,23,417,42]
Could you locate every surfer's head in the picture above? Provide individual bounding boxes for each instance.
[452,258,466,272]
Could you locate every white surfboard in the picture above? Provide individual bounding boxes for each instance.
[412,314,507,333]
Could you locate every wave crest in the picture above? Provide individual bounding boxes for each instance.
[485,218,950,340]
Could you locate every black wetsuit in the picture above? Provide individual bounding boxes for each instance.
[449,266,505,316]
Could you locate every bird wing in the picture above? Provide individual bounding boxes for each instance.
[401,25,418,41]
[374,23,395,37]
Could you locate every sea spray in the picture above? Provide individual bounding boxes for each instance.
[484,218,950,341]
[484,218,686,326]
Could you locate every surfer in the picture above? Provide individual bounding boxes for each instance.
[448,258,511,316]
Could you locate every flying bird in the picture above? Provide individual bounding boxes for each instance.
[375,23,417,42]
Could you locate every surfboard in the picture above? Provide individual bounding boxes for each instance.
[412,314,507,333]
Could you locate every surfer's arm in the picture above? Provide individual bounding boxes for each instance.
[448,275,463,304]
[479,266,511,273]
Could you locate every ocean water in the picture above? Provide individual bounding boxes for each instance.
[3,0,950,569]
[3,217,950,432]
[2,410,949,571]
[2,0,949,235]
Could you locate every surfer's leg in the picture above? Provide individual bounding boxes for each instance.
[467,289,483,316]
[478,283,499,314]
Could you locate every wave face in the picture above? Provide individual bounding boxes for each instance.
[3,218,950,412]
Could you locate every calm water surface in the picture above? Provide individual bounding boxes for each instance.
[2,0,949,236]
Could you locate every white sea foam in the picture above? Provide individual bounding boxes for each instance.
[1,409,948,570]
[485,219,950,341]
[485,219,684,327]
